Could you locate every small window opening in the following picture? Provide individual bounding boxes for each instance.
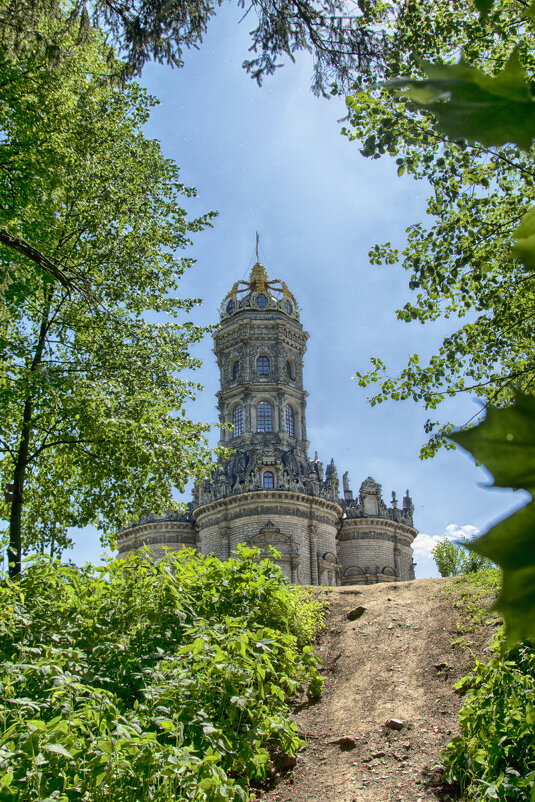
[263,471,274,489]
[285,404,295,437]
[257,355,270,375]
[232,405,243,436]
[257,400,272,432]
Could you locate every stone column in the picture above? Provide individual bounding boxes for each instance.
[300,400,307,441]
[221,522,231,560]
[277,391,285,434]
[309,524,318,586]
[243,391,251,432]
[393,535,400,577]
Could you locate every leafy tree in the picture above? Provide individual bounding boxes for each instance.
[432,539,465,577]
[342,0,535,641]
[432,534,493,577]
[0,15,218,576]
[0,0,388,95]
[342,0,535,455]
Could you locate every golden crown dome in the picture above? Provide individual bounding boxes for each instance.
[224,262,296,306]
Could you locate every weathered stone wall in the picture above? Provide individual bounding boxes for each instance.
[338,516,415,584]
[117,520,196,559]
[194,490,341,585]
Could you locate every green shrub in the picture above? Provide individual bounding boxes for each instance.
[432,535,495,577]
[0,547,324,801]
[442,567,502,637]
[443,633,535,800]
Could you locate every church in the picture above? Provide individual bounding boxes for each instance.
[118,261,417,585]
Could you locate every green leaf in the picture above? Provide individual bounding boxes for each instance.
[512,207,535,270]
[452,394,535,490]
[43,743,74,759]
[450,394,535,642]
[386,49,535,149]
[26,719,47,732]
[199,777,218,790]
[467,501,535,571]
[0,772,13,788]
[94,771,107,787]
[474,0,494,15]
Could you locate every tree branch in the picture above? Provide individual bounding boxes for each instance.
[0,227,98,304]
[0,227,73,291]
[28,436,106,463]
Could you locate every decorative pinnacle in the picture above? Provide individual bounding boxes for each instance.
[223,236,297,308]
[249,261,268,292]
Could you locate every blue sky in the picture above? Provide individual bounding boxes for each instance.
[68,6,527,577]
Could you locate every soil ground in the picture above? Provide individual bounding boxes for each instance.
[257,577,499,802]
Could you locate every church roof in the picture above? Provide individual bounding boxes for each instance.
[221,262,299,320]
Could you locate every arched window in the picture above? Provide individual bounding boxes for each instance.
[232,360,240,380]
[256,400,272,432]
[285,404,295,436]
[232,405,243,437]
[257,355,270,375]
[286,360,293,379]
[263,471,274,489]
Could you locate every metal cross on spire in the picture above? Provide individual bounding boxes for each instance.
[255,231,260,263]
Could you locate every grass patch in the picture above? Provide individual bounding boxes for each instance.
[439,568,502,648]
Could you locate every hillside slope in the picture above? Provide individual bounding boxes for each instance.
[260,578,498,802]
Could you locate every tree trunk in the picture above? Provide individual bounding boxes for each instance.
[8,397,32,578]
[8,290,52,578]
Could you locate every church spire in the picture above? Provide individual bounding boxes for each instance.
[249,261,268,292]
[222,246,297,313]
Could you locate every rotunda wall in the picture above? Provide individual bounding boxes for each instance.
[117,520,197,559]
[194,491,341,585]
[338,517,415,582]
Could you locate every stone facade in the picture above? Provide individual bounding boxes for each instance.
[117,261,417,585]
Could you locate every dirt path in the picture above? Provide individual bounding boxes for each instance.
[259,578,496,802]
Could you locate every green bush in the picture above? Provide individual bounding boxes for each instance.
[443,633,535,800]
[432,535,495,577]
[444,567,502,631]
[0,547,325,801]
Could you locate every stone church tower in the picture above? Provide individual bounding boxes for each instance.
[117,261,417,585]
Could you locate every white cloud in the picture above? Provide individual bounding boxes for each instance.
[412,524,480,558]
[442,523,480,541]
